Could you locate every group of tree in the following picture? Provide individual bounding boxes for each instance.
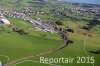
[88,19,100,26]
[80,19,100,31]
[54,26,74,33]
[54,26,74,44]
[55,20,63,25]
[80,25,92,31]
[12,28,28,35]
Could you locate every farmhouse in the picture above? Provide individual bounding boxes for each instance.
[0,15,10,25]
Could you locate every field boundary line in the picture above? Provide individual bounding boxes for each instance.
[12,60,60,66]
[0,55,10,62]
[83,36,94,66]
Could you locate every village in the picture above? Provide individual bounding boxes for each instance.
[71,6,100,16]
[0,9,55,33]
[0,7,74,45]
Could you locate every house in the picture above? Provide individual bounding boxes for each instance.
[0,16,10,25]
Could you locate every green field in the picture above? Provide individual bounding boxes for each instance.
[9,33,100,66]
[0,18,100,66]
[0,27,63,65]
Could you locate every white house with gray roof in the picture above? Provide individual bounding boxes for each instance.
[0,16,10,25]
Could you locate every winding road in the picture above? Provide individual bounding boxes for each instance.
[3,31,71,66]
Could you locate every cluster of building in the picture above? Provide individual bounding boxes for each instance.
[0,9,55,33]
[71,7,100,16]
[21,8,47,16]
[34,19,55,33]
